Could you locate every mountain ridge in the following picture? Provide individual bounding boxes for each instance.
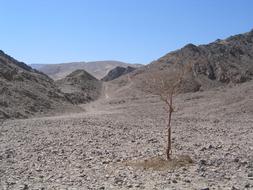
[113,29,253,95]
[31,61,142,80]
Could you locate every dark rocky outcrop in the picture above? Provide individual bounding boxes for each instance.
[102,66,136,81]
[0,50,71,120]
[127,29,253,93]
[56,70,102,104]
[154,29,253,90]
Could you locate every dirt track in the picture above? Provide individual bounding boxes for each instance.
[1,82,253,190]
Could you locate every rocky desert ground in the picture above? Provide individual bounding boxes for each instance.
[1,80,253,190]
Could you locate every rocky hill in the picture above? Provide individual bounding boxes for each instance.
[117,29,253,94]
[102,66,136,81]
[31,61,142,80]
[0,50,72,120]
[56,70,102,104]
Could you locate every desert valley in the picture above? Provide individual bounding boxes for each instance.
[0,29,253,190]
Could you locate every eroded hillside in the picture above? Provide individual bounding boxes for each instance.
[0,50,73,119]
[115,29,253,94]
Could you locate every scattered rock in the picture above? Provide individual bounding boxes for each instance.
[199,159,207,166]
[234,158,240,162]
[245,183,250,188]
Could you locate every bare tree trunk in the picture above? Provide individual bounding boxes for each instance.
[166,94,173,160]
[166,112,172,160]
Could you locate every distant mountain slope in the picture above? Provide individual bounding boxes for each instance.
[116,29,253,94]
[56,70,102,104]
[102,66,136,81]
[31,61,142,80]
[0,50,71,120]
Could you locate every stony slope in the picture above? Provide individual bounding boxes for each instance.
[102,66,136,81]
[31,61,142,80]
[56,69,102,104]
[0,50,73,120]
[117,29,253,93]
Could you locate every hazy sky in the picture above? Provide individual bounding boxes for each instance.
[0,0,253,64]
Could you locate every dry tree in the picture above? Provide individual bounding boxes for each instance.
[144,64,188,160]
